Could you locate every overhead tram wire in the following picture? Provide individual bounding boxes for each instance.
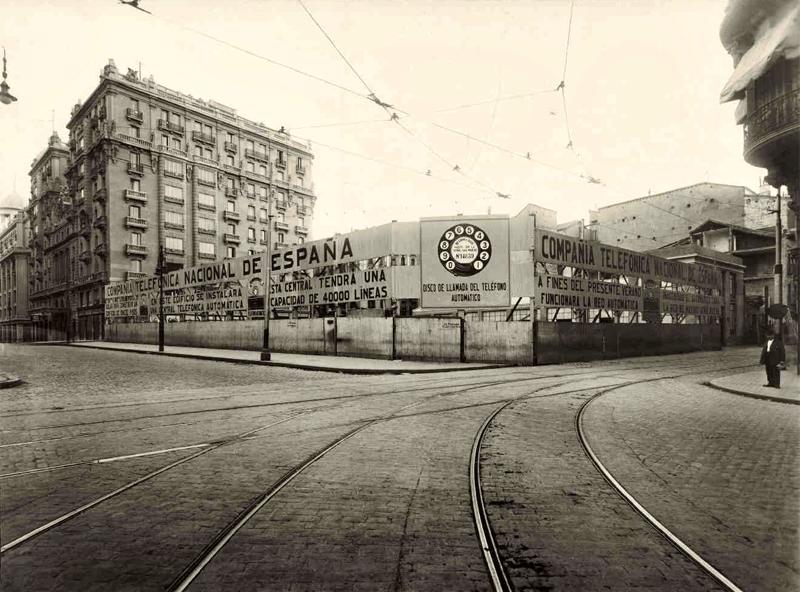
[119,3,385,110]
[559,0,576,150]
[432,88,558,113]
[124,0,592,198]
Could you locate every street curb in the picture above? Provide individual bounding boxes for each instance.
[703,381,800,406]
[57,343,509,375]
[0,375,23,389]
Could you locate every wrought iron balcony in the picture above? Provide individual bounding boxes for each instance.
[95,243,108,257]
[93,216,107,229]
[124,189,147,203]
[224,186,238,198]
[223,210,240,222]
[245,148,269,162]
[157,119,184,135]
[294,225,308,235]
[192,131,216,145]
[274,220,289,232]
[224,141,238,153]
[125,244,147,256]
[125,217,147,229]
[127,163,145,176]
[79,250,91,262]
[126,108,144,123]
[223,233,241,244]
[743,88,800,164]
[93,188,106,202]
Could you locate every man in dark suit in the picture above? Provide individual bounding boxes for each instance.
[760,327,786,388]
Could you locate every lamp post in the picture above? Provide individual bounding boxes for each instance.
[157,245,165,352]
[0,47,18,105]
[260,215,273,361]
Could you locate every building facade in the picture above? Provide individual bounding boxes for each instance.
[0,210,31,342]
[28,61,316,340]
[588,182,775,252]
[27,132,72,341]
[720,0,799,333]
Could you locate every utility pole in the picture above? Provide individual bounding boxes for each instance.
[775,191,783,337]
[157,245,165,352]
[260,215,273,361]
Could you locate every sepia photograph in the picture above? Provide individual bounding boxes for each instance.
[0,0,798,590]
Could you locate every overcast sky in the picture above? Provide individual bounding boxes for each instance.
[0,0,761,239]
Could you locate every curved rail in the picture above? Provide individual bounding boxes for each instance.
[470,402,515,592]
[576,386,745,592]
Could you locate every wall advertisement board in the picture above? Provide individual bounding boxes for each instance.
[420,216,511,308]
[535,273,643,311]
[533,230,722,289]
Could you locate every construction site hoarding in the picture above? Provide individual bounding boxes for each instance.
[420,216,511,308]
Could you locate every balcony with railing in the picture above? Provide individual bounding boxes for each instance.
[95,243,108,257]
[193,154,218,168]
[126,108,144,123]
[224,141,238,153]
[224,186,238,198]
[276,157,287,169]
[158,119,184,135]
[192,131,216,145]
[127,163,145,176]
[156,143,188,159]
[93,216,107,229]
[125,217,147,229]
[274,220,290,232]
[223,233,241,244]
[245,148,269,162]
[93,188,107,203]
[294,225,309,235]
[79,250,91,262]
[124,189,147,203]
[274,199,287,210]
[743,88,800,165]
[126,244,147,256]
[223,210,240,222]
[116,133,152,149]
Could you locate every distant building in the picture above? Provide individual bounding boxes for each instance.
[587,182,774,251]
[27,132,72,341]
[0,210,31,342]
[26,60,316,340]
[720,0,799,332]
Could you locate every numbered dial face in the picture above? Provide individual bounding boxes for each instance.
[437,224,492,276]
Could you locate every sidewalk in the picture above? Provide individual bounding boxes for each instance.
[66,341,507,375]
[708,367,800,405]
[0,372,22,388]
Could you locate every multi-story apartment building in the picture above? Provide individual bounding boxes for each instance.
[27,132,72,341]
[720,0,799,332]
[0,210,31,342]
[587,182,775,252]
[35,60,315,340]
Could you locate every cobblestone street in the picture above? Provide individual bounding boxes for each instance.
[1,344,797,591]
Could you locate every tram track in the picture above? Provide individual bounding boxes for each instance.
[0,373,552,556]
[575,381,745,592]
[470,362,755,592]
[0,358,760,590]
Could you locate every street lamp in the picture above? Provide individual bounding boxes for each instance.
[0,48,17,105]
[260,214,273,361]
[156,245,165,352]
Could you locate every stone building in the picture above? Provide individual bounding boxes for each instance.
[27,132,72,341]
[587,182,775,252]
[29,60,316,340]
[0,210,31,342]
[720,0,799,334]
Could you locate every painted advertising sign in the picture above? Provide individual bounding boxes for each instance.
[420,216,510,308]
[269,269,391,307]
[660,290,721,317]
[533,230,722,289]
[535,273,643,311]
